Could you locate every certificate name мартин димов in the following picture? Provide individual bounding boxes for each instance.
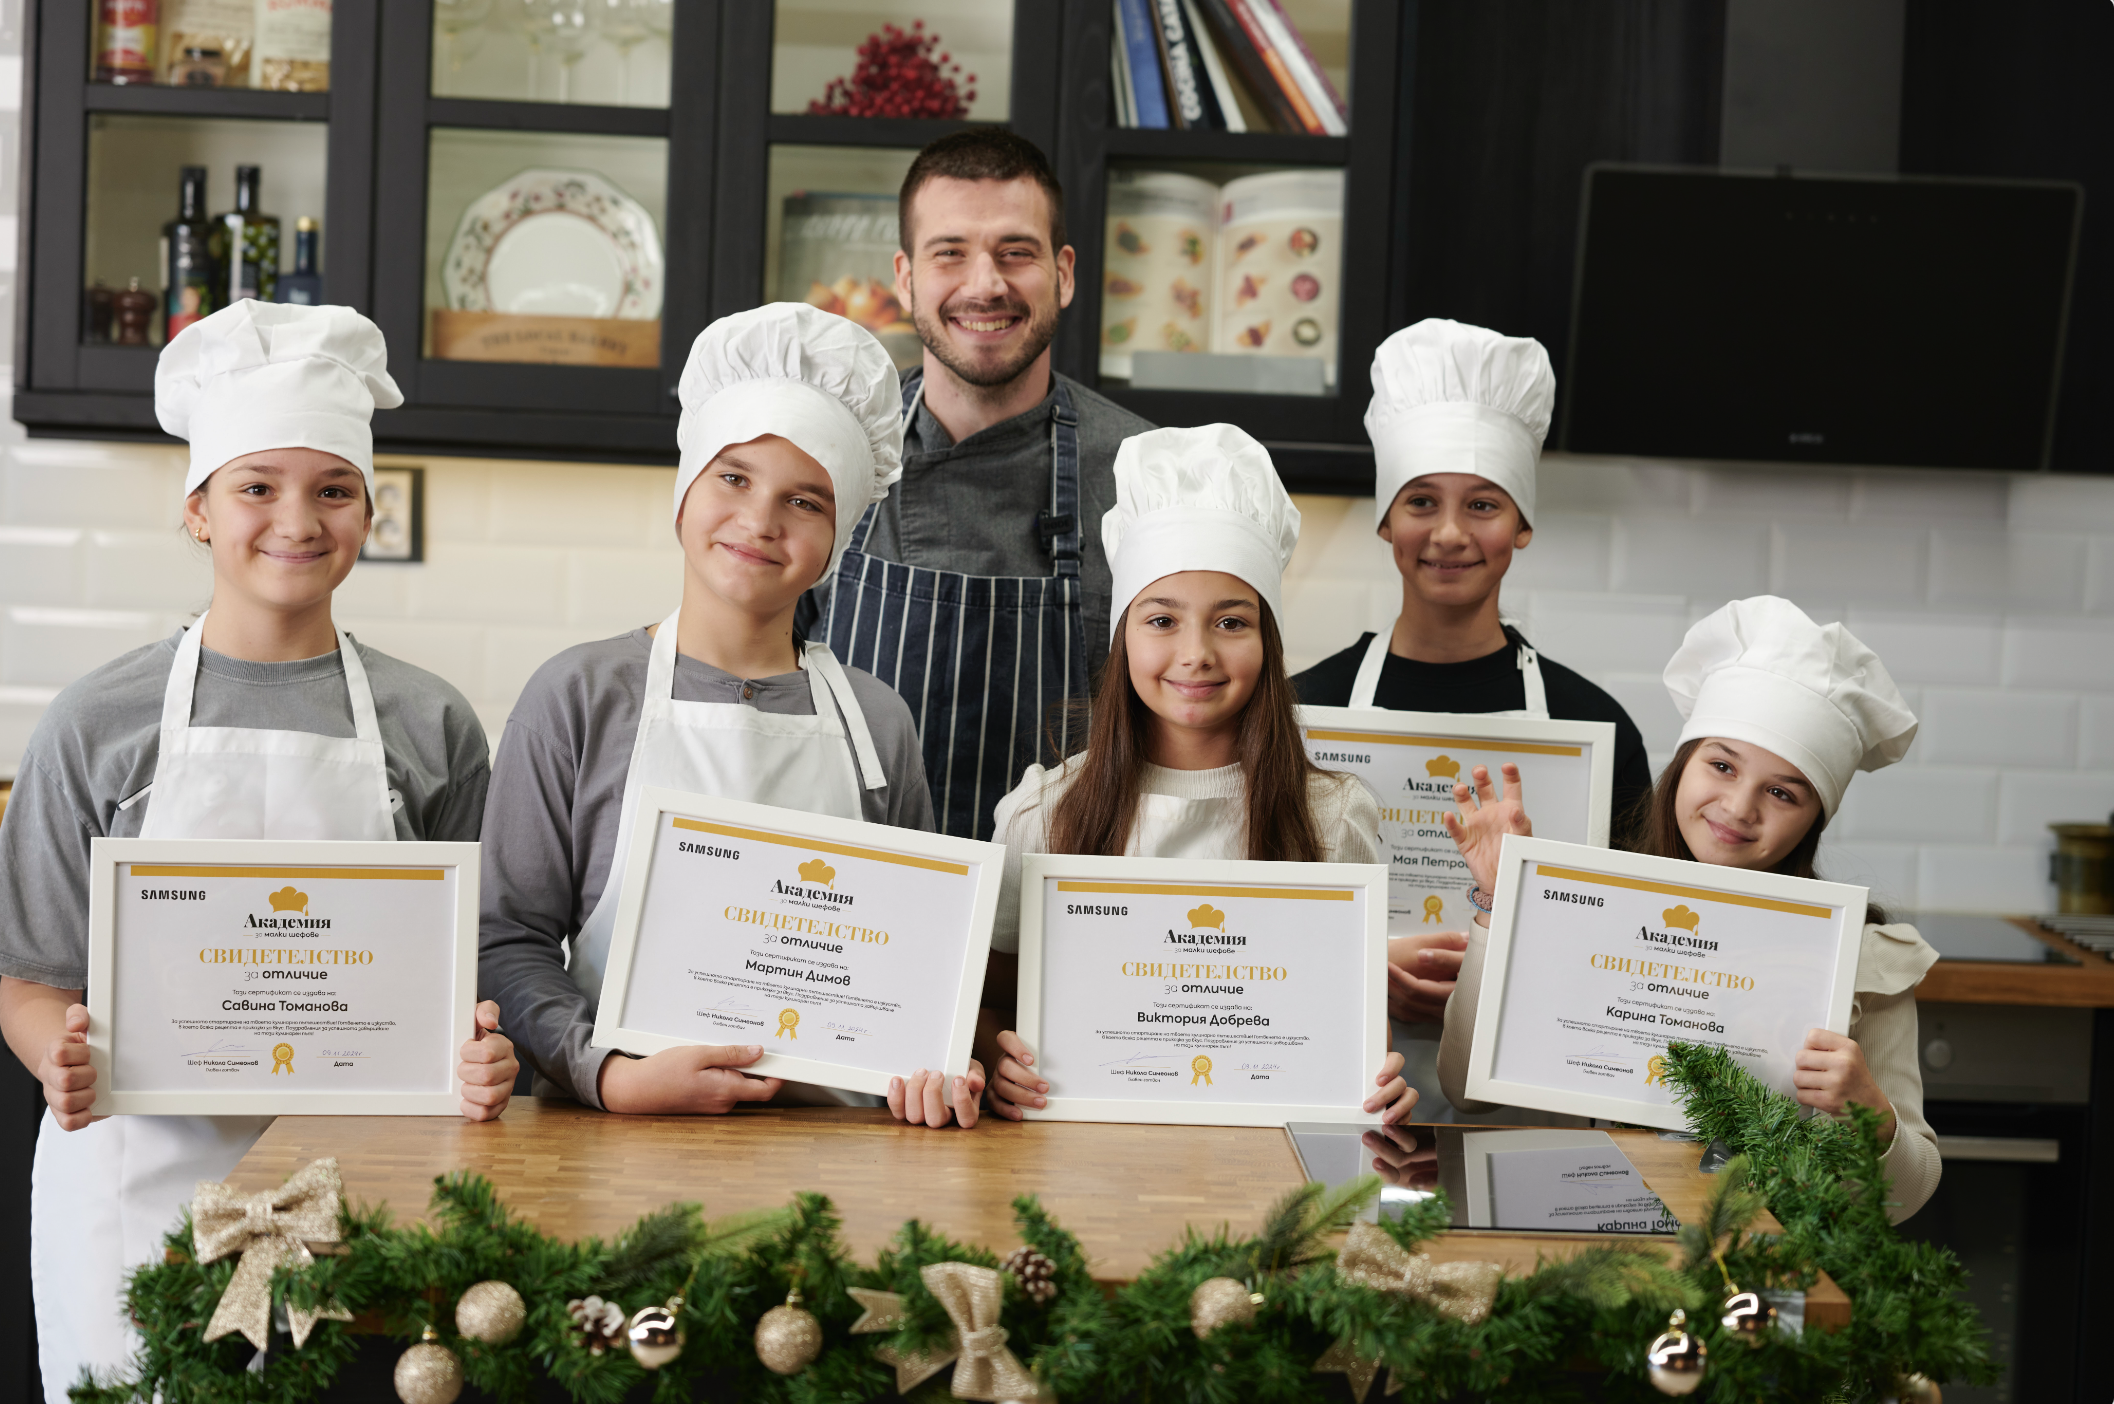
[112,862,461,1094]
[609,815,983,1081]
[1035,878,1370,1107]
[1489,863,1847,1112]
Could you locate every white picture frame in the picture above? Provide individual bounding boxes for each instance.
[1016,853,1389,1127]
[1299,705,1618,934]
[591,786,1003,1097]
[1464,834,1866,1131]
[87,838,480,1116]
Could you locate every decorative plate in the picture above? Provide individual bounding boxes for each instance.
[441,168,664,320]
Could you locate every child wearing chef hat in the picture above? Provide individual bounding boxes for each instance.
[476,303,986,1127]
[1434,597,1941,1221]
[0,300,517,1403]
[957,424,1418,1125]
[1291,318,1655,1116]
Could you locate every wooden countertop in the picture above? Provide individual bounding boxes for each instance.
[227,1101,1848,1328]
[1914,918,2114,1007]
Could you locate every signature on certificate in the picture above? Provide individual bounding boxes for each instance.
[823,1021,872,1037]
[1097,1050,1175,1069]
[182,1040,255,1057]
[710,994,758,1012]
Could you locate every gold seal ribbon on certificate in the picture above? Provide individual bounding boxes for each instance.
[1335,1221,1501,1324]
[852,1264,1048,1400]
[776,1008,799,1039]
[271,1042,295,1074]
[1190,1055,1213,1086]
[191,1157,354,1349]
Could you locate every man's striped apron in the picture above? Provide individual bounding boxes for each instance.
[823,372,1089,840]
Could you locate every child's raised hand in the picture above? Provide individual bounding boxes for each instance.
[1363,1049,1418,1125]
[457,1000,518,1122]
[1795,1029,1896,1144]
[1440,763,1532,896]
[889,1062,987,1128]
[41,1003,99,1131]
[986,1029,1045,1121]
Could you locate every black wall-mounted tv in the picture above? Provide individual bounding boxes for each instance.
[1560,166,2082,472]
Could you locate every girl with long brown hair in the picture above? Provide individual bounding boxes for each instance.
[950,425,1415,1124]
[1433,597,1942,1221]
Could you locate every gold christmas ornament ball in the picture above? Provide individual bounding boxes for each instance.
[1884,1374,1943,1404]
[1718,1288,1775,1346]
[626,1303,686,1370]
[393,1341,464,1404]
[1646,1309,1708,1396]
[754,1301,824,1375]
[1189,1276,1259,1339]
[454,1279,526,1346]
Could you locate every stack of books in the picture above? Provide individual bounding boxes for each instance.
[1111,0,1348,135]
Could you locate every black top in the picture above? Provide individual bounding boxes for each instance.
[1292,627,1655,844]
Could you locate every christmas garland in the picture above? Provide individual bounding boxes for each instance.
[75,1044,1995,1404]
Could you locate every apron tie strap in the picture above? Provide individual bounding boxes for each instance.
[804,642,888,792]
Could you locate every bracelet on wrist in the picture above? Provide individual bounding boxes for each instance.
[1466,885,1494,913]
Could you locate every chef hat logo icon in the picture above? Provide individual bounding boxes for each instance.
[1188,903,1226,931]
[1662,905,1700,933]
[267,886,309,915]
[798,858,836,887]
[1425,755,1461,779]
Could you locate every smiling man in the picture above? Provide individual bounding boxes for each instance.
[801,130,1155,842]
[1291,318,1649,1122]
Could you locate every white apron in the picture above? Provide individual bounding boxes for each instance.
[1348,624,1550,718]
[1349,623,1545,1124]
[32,614,395,1403]
[566,612,884,1108]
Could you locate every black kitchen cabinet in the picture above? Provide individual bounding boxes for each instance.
[16,1,1417,479]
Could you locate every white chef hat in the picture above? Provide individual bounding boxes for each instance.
[156,300,402,497]
[1102,424,1300,643]
[1664,596,1918,818]
[1365,318,1555,530]
[675,302,905,580]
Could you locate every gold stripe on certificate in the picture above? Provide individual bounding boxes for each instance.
[1533,863,1832,919]
[126,865,446,881]
[1056,880,1355,902]
[670,817,969,875]
[1304,728,1584,758]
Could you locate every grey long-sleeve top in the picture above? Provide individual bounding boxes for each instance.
[1437,918,1943,1223]
[0,631,488,989]
[475,629,935,1106]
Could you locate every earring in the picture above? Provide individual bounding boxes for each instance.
[194,529,208,543]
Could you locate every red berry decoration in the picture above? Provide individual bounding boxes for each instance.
[807,21,975,119]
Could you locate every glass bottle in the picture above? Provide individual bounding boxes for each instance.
[276,217,323,304]
[162,165,218,341]
[215,165,280,303]
[94,0,159,85]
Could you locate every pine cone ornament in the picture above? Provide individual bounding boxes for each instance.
[1002,1245,1058,1306]
[565,1295,627,1355]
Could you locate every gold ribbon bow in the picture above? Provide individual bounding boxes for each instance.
[191,1158,353,1349]
[1336,1221,1502,1325]
[851,1264,1048,1401]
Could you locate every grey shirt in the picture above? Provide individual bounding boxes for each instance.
[475,629,935,1106]
[0,631,491,989]
[801,370,1157,654]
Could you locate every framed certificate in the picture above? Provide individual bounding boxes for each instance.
[591,787,1003,1096]
[1015,854,1389,1127]
[86,838,479,1116]
[1299,706,1617,935]
[1464,835,1866,1130]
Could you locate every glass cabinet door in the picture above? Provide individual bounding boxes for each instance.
[91,0,333,92]
[431,0,674,107]
[771,0,1008,121]
[423,128,669,368]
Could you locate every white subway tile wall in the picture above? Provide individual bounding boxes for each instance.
[1281,461,2114,914]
